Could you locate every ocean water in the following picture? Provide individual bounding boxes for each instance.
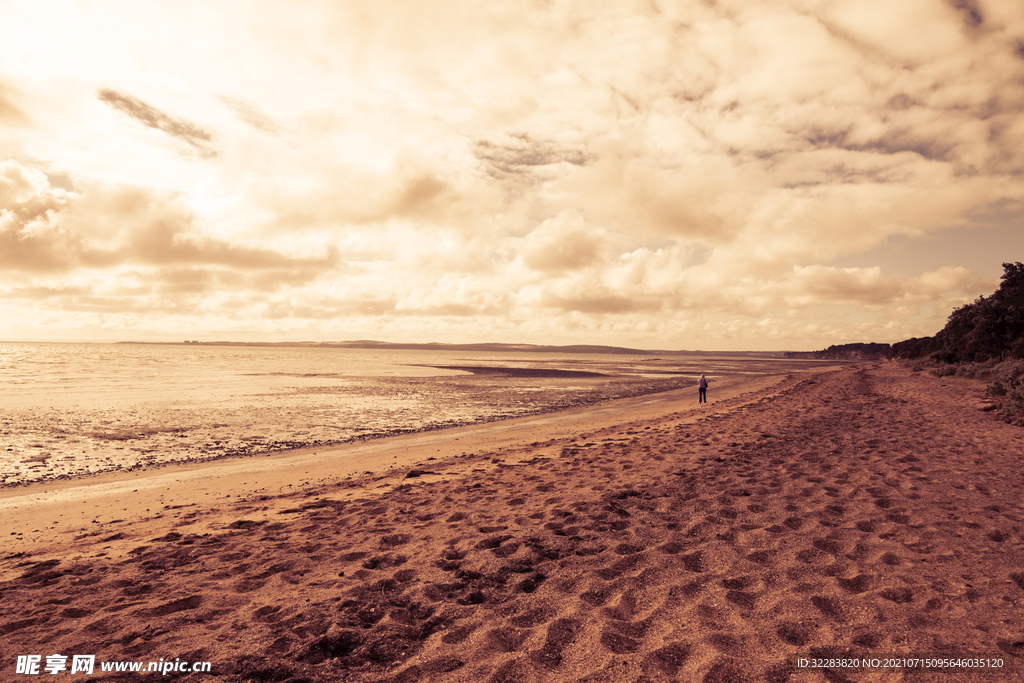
[0,342,819,486]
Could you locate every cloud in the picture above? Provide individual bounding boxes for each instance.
[563,151,747,244]
[250,151,465,233]
[121,214,334,270]
[473,133,589,181]
[97,89,216,155]
[0,160,79,272]
[0,160,335,279]
[775,264,986,313]
[0,80,28,126]
[219,96,282,134]
[7,283,92,301]
[786,265,896,307]
[946,0,984,30]
[540,292,662,315]
[914,265,976,294]
[522,211,606,273]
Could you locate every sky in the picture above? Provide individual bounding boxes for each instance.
[1,0,1022,351]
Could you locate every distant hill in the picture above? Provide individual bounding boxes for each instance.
[890,262,1024,363]
[324,341,656,355]
[783,343,892,360]
[126,340,663,354]
[120,340,786,357]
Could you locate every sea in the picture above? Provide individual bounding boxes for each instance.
[0,342,824,486]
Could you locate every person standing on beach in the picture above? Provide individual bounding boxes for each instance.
[698,374,709,404]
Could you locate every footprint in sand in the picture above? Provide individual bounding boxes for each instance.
[810,594,846,621]
[600,628,640,654]
[776,621,815,646]
[644,642,691,676]
[836,574,876,593]
[530,617,581,669]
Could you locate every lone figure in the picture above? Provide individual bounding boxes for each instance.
[698,374,709,404]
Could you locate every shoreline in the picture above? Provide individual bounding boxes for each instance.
[0,372,733,492]
[0,370,805,553]
[1,370,700,489]
[1,345,851,489]
[3,363,1020,682]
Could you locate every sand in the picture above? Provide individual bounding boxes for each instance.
[1,363,1022,682]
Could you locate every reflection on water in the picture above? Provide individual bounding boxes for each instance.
[0,342,836,485]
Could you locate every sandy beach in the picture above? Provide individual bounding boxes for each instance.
[1,363,1022,682]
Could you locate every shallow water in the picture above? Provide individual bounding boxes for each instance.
[0,342,832,485]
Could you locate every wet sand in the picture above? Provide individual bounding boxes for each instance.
[0,369,691,487]
[1,364,1022,682]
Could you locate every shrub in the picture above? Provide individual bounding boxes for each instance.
[929,365,958,378]
[987,379,1008,397]
[977,359,1024,423]
[929,349,960,364]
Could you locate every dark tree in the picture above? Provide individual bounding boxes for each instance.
[891,262,1024,362]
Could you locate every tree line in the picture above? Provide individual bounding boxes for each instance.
[891,262,1024,363]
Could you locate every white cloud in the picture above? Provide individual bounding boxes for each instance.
[522,211,606,272]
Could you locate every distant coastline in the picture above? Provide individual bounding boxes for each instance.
[782,342,892,361]
[116,339,788,357]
